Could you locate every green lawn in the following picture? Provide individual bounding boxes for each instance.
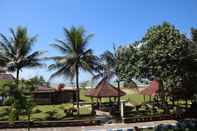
[0,103,92,121]
[80,88,150,105]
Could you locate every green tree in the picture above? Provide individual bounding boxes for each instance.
[29,76,46,86]
[21,76,47,93]
[0,27,44,88]
[117,23,197,107]
[80,80,90,89]
[191,28,197,43]
[24,97,35,131]
[2,82,35,129]
[49,26,98,116]
[93,50,116,81]
[116,44,140,82]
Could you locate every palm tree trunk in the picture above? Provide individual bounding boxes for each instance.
[28,113,31,131]
[16,69,20,87]
[117,80,120,110]
[16,69,19,121]
[75,65,80,116]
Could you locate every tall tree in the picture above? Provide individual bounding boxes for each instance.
[2,82,35,122]
[0,26,44,87]
[117,22,197,106]
[49,26,98,116]
[191,28,197,44]
[93,50,116,81]
[93,48,124,107]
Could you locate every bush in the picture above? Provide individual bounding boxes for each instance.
[33,108,42,113]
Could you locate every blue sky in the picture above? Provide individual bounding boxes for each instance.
[0,0,197,84]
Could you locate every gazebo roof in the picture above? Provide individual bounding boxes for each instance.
[0,73,15,81]
[85,79,126,98]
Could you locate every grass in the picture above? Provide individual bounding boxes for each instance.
[0,103,92,121]
[80,88,150,105]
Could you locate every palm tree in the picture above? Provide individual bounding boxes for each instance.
[49,26,98,116]
[0,26,44,87]
[92,49,122,107]
[93,50,116,81]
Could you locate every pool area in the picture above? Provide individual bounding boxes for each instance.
[82,119,197,131]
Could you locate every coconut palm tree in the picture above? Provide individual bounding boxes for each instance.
[93,50,116,81]
[0,26,44,87]
[92,49,122,105]
[93,48,127,110]
[49,26,98,116]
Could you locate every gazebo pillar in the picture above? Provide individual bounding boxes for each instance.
[109,97,112,103]
[149,95,151,101]
[114,97,117,102]
[143,95,146,102]
[96,98,99,108]
[99,98,102,109]
[91,97,94,115]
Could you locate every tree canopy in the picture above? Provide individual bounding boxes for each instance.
[117,22,197,100]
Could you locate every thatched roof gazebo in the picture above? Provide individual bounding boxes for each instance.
[85,79,126,114]
[86,79,126,98]
[85,79,126,98]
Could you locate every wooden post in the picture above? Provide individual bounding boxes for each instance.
[185,98,188,109]
[99,98,102,109]
[149,95,151,102]
[96,98,99,108]
[109,97,112,103]
[172,96,175,107]
[91,97,94,115]
[117,80,120,108]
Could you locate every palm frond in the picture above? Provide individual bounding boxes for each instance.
[51,43,69,54]
[0,26,44,73]
[49,26,97,84]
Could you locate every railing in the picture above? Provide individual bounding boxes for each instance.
[0,120,97,129]
[124,114,185,123]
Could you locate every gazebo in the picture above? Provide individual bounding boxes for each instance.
[85,78,126,114]
[140,80,159,102]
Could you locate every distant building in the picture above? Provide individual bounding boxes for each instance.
[32,84,77,105]
[0,73,15,81]
[0,68,15,81]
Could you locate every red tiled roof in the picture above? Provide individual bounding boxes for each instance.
[33,85,55,93]
[0,73,15,80]
[33,85,76,93]
[85,78,126,98]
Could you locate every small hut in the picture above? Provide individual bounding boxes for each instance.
[140,80,159,102]
[32,84,77,105]
[85,78,126,113]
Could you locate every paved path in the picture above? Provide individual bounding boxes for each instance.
[0,120,177,131]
